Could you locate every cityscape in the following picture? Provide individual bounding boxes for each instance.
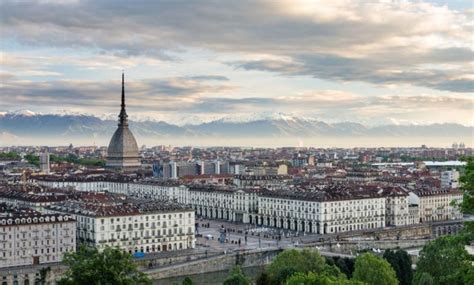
[0,1,473,285]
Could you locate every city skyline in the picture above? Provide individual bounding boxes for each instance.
[0,2,472,284]
[1,0,473,133]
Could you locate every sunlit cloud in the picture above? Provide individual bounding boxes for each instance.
[0,0,472,127]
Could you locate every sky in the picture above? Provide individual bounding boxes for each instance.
[0,0,473,126]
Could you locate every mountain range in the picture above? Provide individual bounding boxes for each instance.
[0,112,471,146]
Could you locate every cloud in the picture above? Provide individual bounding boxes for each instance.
[0,74,237,114]
[1,70,472,125]
[232,49,474,92]
[0,0,472,92]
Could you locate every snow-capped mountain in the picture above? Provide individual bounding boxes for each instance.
[0,112,471,145]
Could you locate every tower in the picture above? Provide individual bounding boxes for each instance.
[106,73,141,171]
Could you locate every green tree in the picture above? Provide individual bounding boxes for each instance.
[25,154,39,166]
[267,249,335,284]
[182,276,195,285]
[414,234,474,285]
[383,249,412,285]
[285,272,363,285]
[352,253,398,285]
[417,273,434,285]
[460,156,474,233]
[256,272,271,285]
[58,246,151,285]
[223,266,251,285]
[0,151,20,160]
[332,257,355,278]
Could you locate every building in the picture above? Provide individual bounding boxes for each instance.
[233,175,292,188]
[34,174,463,234]
[106,73,141,171]
[441,170,460,189]
[0,184,69,212]
[47,194,195,254]
[39,151,50,174]
[382,186,410,226]
[408,188,463,223]
[256,187,386,234]
[0,203,76,268]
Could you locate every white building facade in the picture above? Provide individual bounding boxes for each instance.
[0,212,75,268]
[48,202,195,254]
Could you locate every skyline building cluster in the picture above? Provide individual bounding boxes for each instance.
[0,73,470,284]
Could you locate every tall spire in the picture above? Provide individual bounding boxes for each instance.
[118,72,128,126]
[121,72,125,110]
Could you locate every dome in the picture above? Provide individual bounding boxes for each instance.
[106,73,141,170]
[107,127,140,161]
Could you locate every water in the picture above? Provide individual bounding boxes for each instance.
[153,265,266,285]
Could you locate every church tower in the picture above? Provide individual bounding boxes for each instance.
[106,73,141,170]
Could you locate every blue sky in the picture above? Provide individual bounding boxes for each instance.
[0,0,472,126]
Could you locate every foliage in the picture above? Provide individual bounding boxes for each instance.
[352,253,398,285]
[414,234,474,285]
[383,249,412,285]
[266,249,339,284]
[58,246,151,285]
[460,156,474,232]
[285,272,364,285]
[256,272,271,285]
[39,266,51,284]
[0,151,20,160]
[182,276,195,285]
[223,266,251,285]
[326,256,355,278]
[25,153,106,167]
[416,273,434,285]
[51,154,106,167]
[25,154,39,166]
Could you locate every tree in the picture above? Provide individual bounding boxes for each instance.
[352,253,398,285]
[266,249,334,284]
[414,234,474,285]
[223,266,251,285]
[333,257,355,278]
[182,276,195,285]
[285,272,363,285]
[0,151,20,160]
[25,154,39,166]
[39,266,51,285]
[460,156,474,233]
[256,272,271,285]
[58,246,151,285]
[417,273,434,285]
[383,249,412,285]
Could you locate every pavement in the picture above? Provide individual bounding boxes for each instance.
[194,218,324,253]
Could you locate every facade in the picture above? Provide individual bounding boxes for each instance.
[256,189,386,234]
[0,204,76,268]
[39,151,50,174]
[47,197,195,254]
[408,188,463,222]
[383,187,410,226]
[441,170,460,189]
[35,176,463,235]
[106,73,141,171]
